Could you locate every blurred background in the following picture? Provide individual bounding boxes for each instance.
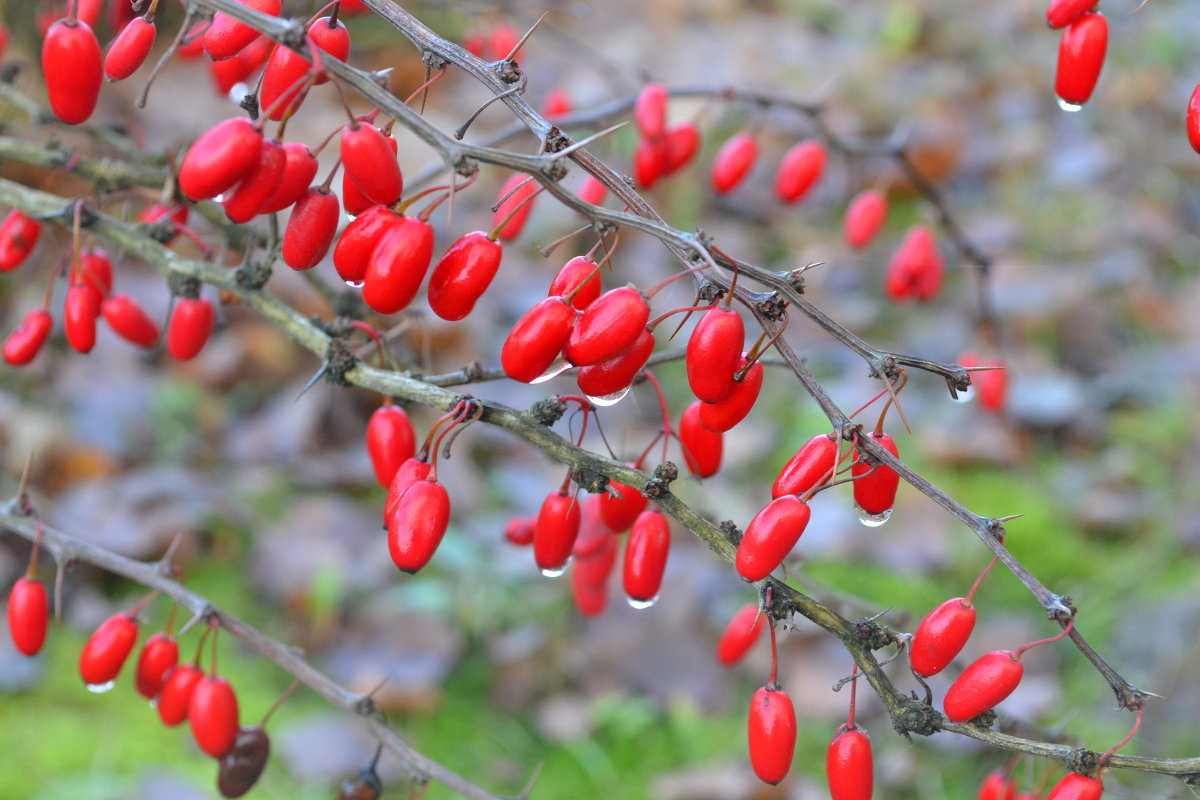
[2,0,1200,798]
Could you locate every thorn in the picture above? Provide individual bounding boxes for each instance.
[295,365,328,401]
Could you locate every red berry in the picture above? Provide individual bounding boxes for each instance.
[1046,773,1103,800]
[362,216,435,314]
[77,246,114,301]
[543,87,573,120]
[177,21,207,59]
[342,122,402,206]
[504,516,534,547]
[1046,0,1096,28]
[42,19,102,125]
[548,256,603,310]
[79,613,139,686]
[282,187,340,270]
[711,132,758,194]
[3,309,53,365]
[209,35,272,95]
[1188,83,1200,153]
[943,649,1024,722]
[885,224,943,302]
[686,306,745,403]
[679,401,723,478]
[633,83,668,139]
[851,432,900,520]
[134,632,179,699]
[166,296,216,361]
[747,686,796,785]
[1055,12,1107,108]
[101,293,160,348]
[388,479,452,573]
[104,16,156,81]
[222,138,287,223]
[978,771,1018,800]
[633,136,668,189]
[578,175,608,206]
[190,674,240,757]
[564,286,649,366]
[534,490,582,574]
[501,297,577,383]
[736,495,811,582]
[488,22,520,60]
[259,17,350,120]
[959,351,1008,413]
[699,356,762,432]
[366,405,417,488]
[715,603,763,666]
[0,210,43,271]
[572,494,610,560]
[573,526,619,593]
[910,597,976,677]
[204,0,282,61]
[6,576,49,656]
[598,469,647,532]
[257,143,319,214]
[827,726,873,800]
[492,173,540,241]
[64,283,100,353]
[623,510,670,604]
[576,328,655,399]
[178,117,264,201]
[158,663,203,725]
[384,457,433,523]
[427,231,504,321]
[844,189,888,249]
[334,205,401,284]
[663,122,701,175]
[773,434,839,499]
[774,140,826,204]
[571,567,609,616]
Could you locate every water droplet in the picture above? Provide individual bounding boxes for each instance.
[627,594,659,610]
[86,681,116,694]
[855,506,892,527]
[227,83,250,104]
[344,280,364,288]
[531,360,572,384]
[585,386,630,407]
[1057,98,1083,113]
[951,385,975,404]
[540,562,569,578]
[148,698,158,710]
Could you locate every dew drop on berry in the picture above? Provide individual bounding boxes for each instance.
[540,562,569,578]
[530,360,572,384]
[855,506,891,527]
[626,594,658,610]
[86,680,116,693]
[1057,98,1083,113]
[584,387,630,407]
[345,280,364,288]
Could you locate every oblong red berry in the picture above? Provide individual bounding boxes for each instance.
[686,307,744,403]
[715,603,763,666]
[366,405,416,488]
[633,136,667,189]
[774,140,826,204]
[1188,83,1200,153]
[851,432,900,517]
[204,0,282,61]
[190,674,240,757]
[333,205,401,283]
[576,327,655,399]
[943,650,1023,722]
[679,401,722,478]
[747,686,796,785]
[572,494,609,560]
[543,87,572,119]
[384,457,432,524]
[166,296,216,361]
[663,122,701,175]
[1046,773,1103,800]
[0,210,43,271]
[64,283,100,353]
[388,479,451,574]
[3,309,53,365]
[773,434,839,499]
[179,118,264,202]
[259,17,350,120]
[282,187,340,270]
[504,516,534,547]
[427,231,503,321]
[104,16,155,81]
[844,190,888,249]
[885,224,943,302]
[361,216,435,314]
[257,142,319,214]
[492,173,539,242]
[711,132,758,195]
[598,469,647,532]
[571,565,608,616]
[341,122,402,206]
[573,525,618,589]
[534,490,582,573]
[6,576,49,656]
[222,139,286,223]
[978,771,1018,800]
[42,19,103,125]
[633,82,668,139]
[1055,12,1107,108]
[623,510,670,603]
[1046,0,1096,28]
[209,35,271,94]
[827,727,873,800]
[736,495,811,582]
[564,286,649,366]
[699,356,763,432]
[959,351,1008,414]
[134,632,179,699]
[101,293,160,348]
[910,597,976,677]
[79,613,139,686]
[158,663,203,725]
[548,256,603,310]
[501,297,576,383]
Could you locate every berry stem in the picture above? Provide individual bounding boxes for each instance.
[766,587,780,686]
[1012,618,1075,660]
[260,678,301,728]
[1098,707,1143,766]
[963,554,1000,606]
[846,661,859,729]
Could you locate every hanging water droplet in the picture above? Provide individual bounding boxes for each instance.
[855,505,892,527]
[344,280,364,288]
[627,594,659,610]
[227,83,250,104]
[540,563,568,578]
[1057,97,1083,113]
[86,680,116,694]
[585,386,630,407]
[951,385,975,404]
[148,697,159,710]
[531,360,572,384]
